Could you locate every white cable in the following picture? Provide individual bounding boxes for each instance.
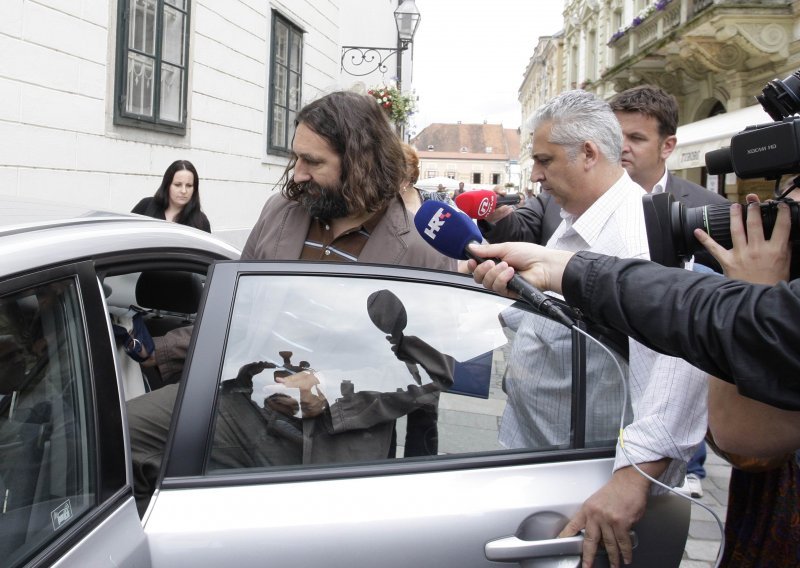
[572,324,725,568]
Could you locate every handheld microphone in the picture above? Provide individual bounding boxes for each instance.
[413,200,573,327]
[455,190,522,219]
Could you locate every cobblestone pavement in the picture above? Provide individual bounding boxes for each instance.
[681,450,730,567]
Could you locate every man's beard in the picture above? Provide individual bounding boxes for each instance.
[292,179,351,220]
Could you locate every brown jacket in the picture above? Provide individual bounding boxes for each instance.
[243,193,456,270]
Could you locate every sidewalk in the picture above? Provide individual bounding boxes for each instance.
[681,450,730,567]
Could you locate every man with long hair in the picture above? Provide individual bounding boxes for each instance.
[128,91,455,514]
[243,91,448,266]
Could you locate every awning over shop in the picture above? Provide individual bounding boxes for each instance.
[667,105,774,170]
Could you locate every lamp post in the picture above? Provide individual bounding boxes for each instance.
[340,0,421,85]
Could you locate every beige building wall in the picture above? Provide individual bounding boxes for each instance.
[519,34,564,191]
[520,0,800,202]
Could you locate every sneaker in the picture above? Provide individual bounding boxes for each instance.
[677,473,704,498]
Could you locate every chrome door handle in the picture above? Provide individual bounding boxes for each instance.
[485,531,637,562]
[485,534,583,561]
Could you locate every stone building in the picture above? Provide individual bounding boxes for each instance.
[520,0,800,200]
[519,34,564,192]
[410,122,521,190]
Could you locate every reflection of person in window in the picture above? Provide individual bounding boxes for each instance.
[130,341,454,515]
[215,339,454,466]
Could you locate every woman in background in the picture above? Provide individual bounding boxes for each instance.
[132,160,211,232]
[399,143,424,214]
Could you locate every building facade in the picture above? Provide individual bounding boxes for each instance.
[518,33,564,191]
[521,0,800,200]
[410,123,521,190]
[2,0,416,247]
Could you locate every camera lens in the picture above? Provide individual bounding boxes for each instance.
[680,201,800,253]
[681,203,736,250]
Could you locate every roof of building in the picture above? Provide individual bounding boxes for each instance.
[410,123,520,162]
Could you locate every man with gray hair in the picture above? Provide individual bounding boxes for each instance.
[497,90,705,567]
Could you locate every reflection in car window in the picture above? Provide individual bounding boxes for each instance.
[208,275,629,473]
[500,306,630,451]
[0,279,95,565]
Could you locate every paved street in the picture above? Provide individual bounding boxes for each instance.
[681,450,730,567]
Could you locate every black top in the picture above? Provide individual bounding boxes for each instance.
[562,250,800,410]
[132,197,211,233]
[478,192,563,245]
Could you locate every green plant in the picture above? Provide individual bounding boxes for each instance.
[367,84,416,125]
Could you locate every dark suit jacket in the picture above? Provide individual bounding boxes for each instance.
[664,173,728,208]
[478,192,562,245]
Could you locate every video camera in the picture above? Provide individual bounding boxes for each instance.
[643,70,800,273]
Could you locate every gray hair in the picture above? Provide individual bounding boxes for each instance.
[528,90,622,163]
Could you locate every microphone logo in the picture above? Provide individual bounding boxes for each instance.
[423,207,451,239]
[477,197,493,218]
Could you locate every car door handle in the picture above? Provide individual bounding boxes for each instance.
[485,531,638,562]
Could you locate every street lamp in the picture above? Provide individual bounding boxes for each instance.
[340,0,421,79]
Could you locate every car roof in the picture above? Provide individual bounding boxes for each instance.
[1,196,241,277]
[0,195,134,232]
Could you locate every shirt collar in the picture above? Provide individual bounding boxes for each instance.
[560,170,644,247]
[651,168,669,194]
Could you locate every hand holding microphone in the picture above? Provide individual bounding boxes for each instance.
[413,200,573,327]
[455,190,522,220]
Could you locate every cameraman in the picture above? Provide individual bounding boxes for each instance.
[465,200,800,412]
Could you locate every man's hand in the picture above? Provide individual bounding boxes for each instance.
[275,370,327,417]
[484,204,515,224]
[695,196,791,284]
[558,462,666,568]
[466,242,574,296]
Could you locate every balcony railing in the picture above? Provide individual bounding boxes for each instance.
[608,0,789,68]
[610,0,687,64]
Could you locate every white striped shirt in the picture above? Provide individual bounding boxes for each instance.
[499,171,707,490]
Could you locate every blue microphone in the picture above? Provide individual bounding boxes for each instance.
[414,200,574,327]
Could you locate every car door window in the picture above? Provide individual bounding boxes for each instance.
[0,279,96,565]
[207,273,629,473]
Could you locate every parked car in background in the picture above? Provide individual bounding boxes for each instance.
[0,196,690,567]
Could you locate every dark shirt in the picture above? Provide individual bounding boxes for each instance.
[132,197,211,233]
[301,208,385,262]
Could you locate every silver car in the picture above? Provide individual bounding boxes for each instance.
[0,197,689,567]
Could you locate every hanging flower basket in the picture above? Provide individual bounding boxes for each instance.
[367,84,417,126]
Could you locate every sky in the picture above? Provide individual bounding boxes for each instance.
[409,0,565,136]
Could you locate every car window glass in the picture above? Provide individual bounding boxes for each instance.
[0,279,96,565]
[208,275,629,473]
[500,306,630,450]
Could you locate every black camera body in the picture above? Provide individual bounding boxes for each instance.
[706,118,800,179]
[707,70,800,179]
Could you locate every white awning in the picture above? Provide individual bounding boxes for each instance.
[667,105,774,170]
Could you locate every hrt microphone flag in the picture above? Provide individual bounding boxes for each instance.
[455,190,522,219]
[413,200,573,327]
[414,200,483,260]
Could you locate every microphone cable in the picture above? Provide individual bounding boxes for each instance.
[573,325,725,568]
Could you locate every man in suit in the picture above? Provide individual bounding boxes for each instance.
[609,85,728,207]
[478,85,728,248]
